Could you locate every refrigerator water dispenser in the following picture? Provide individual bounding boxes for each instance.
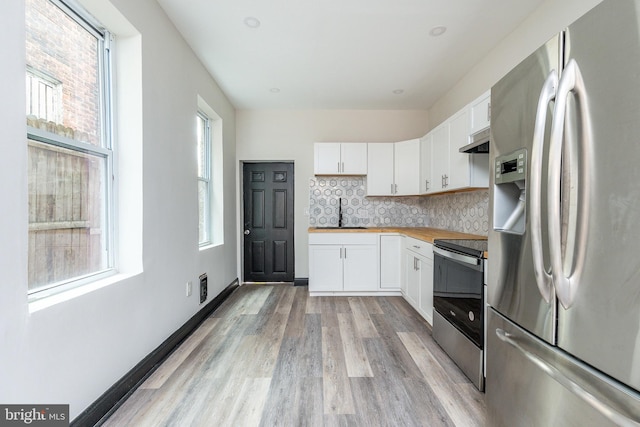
[493,149,527,234]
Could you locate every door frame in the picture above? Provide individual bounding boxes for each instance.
[238,160,295,283]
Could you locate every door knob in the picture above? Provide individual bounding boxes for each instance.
[244,229,251,235]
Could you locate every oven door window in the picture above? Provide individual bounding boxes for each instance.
[434,253,484,347]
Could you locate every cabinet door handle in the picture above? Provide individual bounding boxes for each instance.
[344,248,347,258]
[341,162,345,173]
[337,161,341,173]
[425,179,430,190]
[487,102,491,122]
[391,183,394,194]
[394,183,398,194]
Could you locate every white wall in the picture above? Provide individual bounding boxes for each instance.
[236,109,430,278]
[0,0,237,419]
[428,0,603,128]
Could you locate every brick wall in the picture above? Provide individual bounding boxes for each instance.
[26,0,101,146]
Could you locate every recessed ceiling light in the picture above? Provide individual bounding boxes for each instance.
[270,88,281,93]
[429,26,447,37]
[392,89,404,95]
[244,17,261,28]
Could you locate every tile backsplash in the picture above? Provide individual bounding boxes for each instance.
[309,177,489,235]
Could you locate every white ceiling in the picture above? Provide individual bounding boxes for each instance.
[156,0,545,110]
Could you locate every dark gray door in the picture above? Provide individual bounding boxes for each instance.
[243,162,294,282]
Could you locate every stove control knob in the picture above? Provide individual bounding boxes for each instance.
[469,311,475,321]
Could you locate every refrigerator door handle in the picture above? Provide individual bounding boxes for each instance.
[547,59,592,309]
[495,328,640,426]
[530,69,558,304]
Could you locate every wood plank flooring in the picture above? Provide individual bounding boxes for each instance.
[101,284,486,427]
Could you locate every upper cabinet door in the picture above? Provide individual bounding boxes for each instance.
[469,90,491,134]
[314,143,341,174]
[340,143,367,175]
[430,123,450,192]
[448,107,471,190]
[394,138,420,195]
[420,134,433,194]
[367,143,395,195]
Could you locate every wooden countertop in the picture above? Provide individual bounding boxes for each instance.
[308,226,488,257]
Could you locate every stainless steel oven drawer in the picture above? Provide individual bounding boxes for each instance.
[433,310,484,391]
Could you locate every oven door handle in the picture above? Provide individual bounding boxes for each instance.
[433,247,481,266]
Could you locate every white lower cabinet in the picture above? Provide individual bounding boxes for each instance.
[379,234,402,290]
[309,233,378,293]
[403,237,434,325]
[309,231,434,322]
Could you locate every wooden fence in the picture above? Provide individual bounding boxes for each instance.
[28,139,103,291]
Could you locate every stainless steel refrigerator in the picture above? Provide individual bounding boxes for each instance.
[487,0,640,425]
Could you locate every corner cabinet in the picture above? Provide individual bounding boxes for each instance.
[367,139,420,196]
[309,233,378,294]
[379,234,402,290]
[314,142,367,175]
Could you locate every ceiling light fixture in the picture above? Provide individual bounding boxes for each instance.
[429,26,447,37]
[270,88,281,93]
[392,89,404,95]
[244,17,261,28]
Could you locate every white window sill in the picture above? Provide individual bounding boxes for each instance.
[199,242,223,251]
[28,272,140,314]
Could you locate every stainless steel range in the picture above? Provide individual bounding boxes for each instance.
[432,238,487,391]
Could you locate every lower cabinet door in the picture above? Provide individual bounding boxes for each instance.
[309,245,343,291]
[343,244,378,291]
[380,235,402,289]
[418,255,434,325]
[405,252,419,307]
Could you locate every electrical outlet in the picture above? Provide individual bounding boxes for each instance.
[186,281,192,297]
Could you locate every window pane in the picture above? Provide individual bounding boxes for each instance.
[197,114,206,178]
[28,140,108,292]
[26,0,102,147]
[198,180,210,244]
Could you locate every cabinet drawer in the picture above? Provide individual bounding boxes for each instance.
[309,232,377,245]
[405,237,433,259]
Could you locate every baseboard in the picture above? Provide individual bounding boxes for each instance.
[293,277,308,286]
[72,279,240,427]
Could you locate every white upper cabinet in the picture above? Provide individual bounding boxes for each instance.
[367,139,420,196]
[430,122,450,193]
[314,142,367,175]
[469,90,491,134]
[366,143,395,195]
[425,105,488,193]
[394,139,421,196]
[448,107,472,190]
[420,134,432,194]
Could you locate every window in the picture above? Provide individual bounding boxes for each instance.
[26,0,114,296]
[197,111,212,246]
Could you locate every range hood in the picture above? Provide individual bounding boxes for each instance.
[460,127,490,153]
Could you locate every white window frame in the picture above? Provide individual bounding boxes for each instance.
[197,110,213,246]
[26,0,116,299]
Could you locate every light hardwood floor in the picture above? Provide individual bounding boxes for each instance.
[101,284,486,426]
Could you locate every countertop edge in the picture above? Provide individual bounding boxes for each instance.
[308,226,488,258]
